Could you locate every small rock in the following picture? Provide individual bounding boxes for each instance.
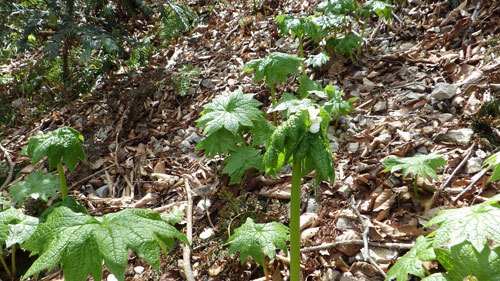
[322,268,341,281]
[373,132,391,144]
[406,92,425,100]
[431,83,457,100]
[340,272,355,281]
[346,142,359,153]
[201,78,213,88]
[388,121,404,131]
[466,157,483,174]
[199,228,215,240]
[107,274,119,281]
[301,227,319,240]
[476,149,487,158]
[134,266,145,275]
[397,129,411,142]
[440,128,474,145]
[335,217,357,231]
[329,141,340,153]
[179,140,191,153]
[373,100,387,113]
[196,199,212,215]
[337,185,353,199]
[300,212,318,230]
[438,113,454,123]
[306,197,321,213]
[185,132,201,144]
[96,185,109,197]
[406,83,427,92]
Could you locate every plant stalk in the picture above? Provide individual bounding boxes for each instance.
[262,254,270,281]
[289,157,302,281]
[10,244,15,279]
[270,82,277,125]
[298,36,306,77]
[0,253,12,279]
[57,162,68,200]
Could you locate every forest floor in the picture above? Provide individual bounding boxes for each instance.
[2,0,500,280]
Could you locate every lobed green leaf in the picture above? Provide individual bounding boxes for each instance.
[8,170,60,204]
[242,52,303,87]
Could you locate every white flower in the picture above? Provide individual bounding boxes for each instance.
[307,107,322,133]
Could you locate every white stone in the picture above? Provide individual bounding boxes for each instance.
[196,198,212,215]
[440,128,474,145]
[199,228,215,240]
[346,142,359,153]
[373,100,387,112]
[466,157,483,174]
[431,83,457,100]
[388,121,404,131]
[300,212,318,230]
[322,268,341,281]
[438,113,454,123]
[107,274,119,281]
[301,227,320,240]
[335,217,357,230]
[337,185,353,199]
[134,266,145,274]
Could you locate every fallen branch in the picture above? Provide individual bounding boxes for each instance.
[452,168,489,204]
[181,175,196,281]
[0,144,14,191]
[349,196,387,278]
[301,240,414,253]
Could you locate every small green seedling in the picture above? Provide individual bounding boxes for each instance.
[24,126,86,200]
[196,89,272,184]
[227,217,289,281]
[22,207,188,281]
[242,52,303,124]
[263,107,334,281]
[386,193,500,281]
[382,153,446,198]
[482,151,500,182]
[0,207,38,281]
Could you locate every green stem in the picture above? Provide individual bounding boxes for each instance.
[0,252,12,280]
[262,254,270,281]
[10,244,15,280]
[299,36,306,77]
[290,157,302,281]
[57,162,68,200]
[357,15,369,56]
[270,82,277,125]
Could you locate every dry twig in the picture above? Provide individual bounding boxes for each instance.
[349,196,387,278]
[452,168,489,204]
[301,240,414,253]
[181,175,196,281]
[0,144,14,191]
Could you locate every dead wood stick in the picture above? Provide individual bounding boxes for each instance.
[301,240,414,253]
[69,163,116,191]
[181,175,196,281]
[0,144,14,191]
[349,197,387,278]
[452,168,489,204]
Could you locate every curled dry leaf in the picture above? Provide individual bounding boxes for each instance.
[334,229,362,256]
[372,188,396,212]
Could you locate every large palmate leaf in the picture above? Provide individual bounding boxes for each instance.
[242,52,303,87]
[275,14,326,43]
[425,200,500,252]
[382,152,446,182]
[227,217,289,266]
[297,76,323,98]
[430,242,500,281]
[311,14,352,31]
[333,34,361,55]
[196,89,263,136]
[249,116,275,147]
[305,52,331,68]
[222,146,263,184]
[0,207,38,248]
[24,126,86,172]
[23,206,188,281]
[269,92,314,117]
[386,236,435,281]
[195,128,242,157]
[364,0,395,20]
[317,0,358,14]
[8,170,60,204]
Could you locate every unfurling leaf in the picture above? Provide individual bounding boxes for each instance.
[25,127,86,172]
[227,217,289,266]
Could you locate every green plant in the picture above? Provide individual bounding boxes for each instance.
[382,153,446,197]
[263,106,335,281]
[7,170,59,204]
[24,126,86,200]
[242,52,303,124]
[227,217,289,280]
[385,194,500,281]
[23,206,188,281]
[0,207,38,281]
[171,64,200,96]
[310,85,358,127]
[482,151,500,182]
[196,89,273,184]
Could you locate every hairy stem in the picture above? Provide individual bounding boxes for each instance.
[0,253,12,280]
[57,162,68,200]
[290,157,302,281]
[270,82,277,125]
